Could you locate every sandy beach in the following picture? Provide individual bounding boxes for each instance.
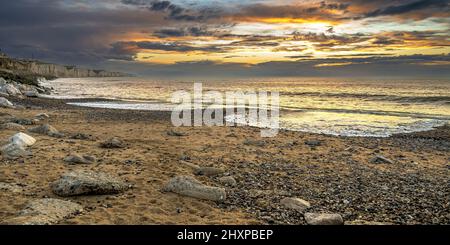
[0,96,449,225]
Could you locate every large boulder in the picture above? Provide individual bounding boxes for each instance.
[163,176,226,202]
[63,154,96,164]
[0,122,25,130]
[51,170,130,196]
[100,137,125,149]
[100,137,124,148]
[28,124,63,137]
[1,143,32,160]
[0,97,14,108]
[0,83,22,96]
[280,197,311,212]
[1,198,83,225]
[9,132,36,147]
[10,118,37,125]
[304,212,344,225]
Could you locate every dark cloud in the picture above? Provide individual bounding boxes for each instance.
[112,41,224,53]
[364,0,449,18]
[121,0,221,21]
[0,0,166,65]
[154,26,213,37]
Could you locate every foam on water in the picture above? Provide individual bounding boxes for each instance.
[46,77,450,137]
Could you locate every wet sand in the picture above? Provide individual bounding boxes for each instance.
[1,96,449,225]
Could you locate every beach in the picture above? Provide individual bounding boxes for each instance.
[1,96,449,225]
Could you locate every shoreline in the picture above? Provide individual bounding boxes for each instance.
[1,95,450,224]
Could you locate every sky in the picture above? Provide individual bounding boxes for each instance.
[0,0,449,77]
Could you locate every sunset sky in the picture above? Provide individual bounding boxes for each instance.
[0,0,449,77]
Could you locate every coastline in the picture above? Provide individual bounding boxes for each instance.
[1,95,449,224]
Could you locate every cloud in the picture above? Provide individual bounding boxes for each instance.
[154,26,213,37]
[121,0,221,21]
[364,0,449,18]
[112,40,224,53]
[101,53,450,78]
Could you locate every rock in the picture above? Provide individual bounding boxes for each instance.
[218,176,237,187]
[243,139,265,147]
[0,182,23,193]
[0,97,14,108]
[0,84,22,96]
[24,90,39,97]
[34,113,50,120]
[70,133,93,140]
[280,197,311,211]
[167,130,187,137]
[370,154,394,164]
[51,170,129,196]
[9,132,36,147]
[304,212,344,225]
[0,122,25,130]
[10,118,35,125]
[305,140,322,147]
[100,137,124,148]
[1,143,32,160]
[1,198,82,225]
[194,167,225,177]
[0,92,8,97]
[180,160,200,170]
[163,176,226,202]
[63,154,96,164]
[28,124,63,137]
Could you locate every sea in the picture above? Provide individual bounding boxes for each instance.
[41,77,450,137]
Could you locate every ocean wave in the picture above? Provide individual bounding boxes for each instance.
[280,107,450,120]
[282,92,450,104]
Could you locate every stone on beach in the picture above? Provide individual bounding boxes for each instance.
[163,176,226,202]
[1,198,83,225]
[100,137,124,148]
[194,166,225,177]
[370,154,394,164]
[63,153,96,164]
[34,113,50,120]
[0,97,14,108]
[9,132,36,147]
[24,90,39,97]
[304,212,344,225]
[280,197,311,212]
[1,143,32,160]
[218,176,237,187]
[70,132,94,140]
[51,170,129,196]
[28,124,63,137]
[10,118,36,125]
[0,122,25,130]
[0,83,22,96]
[167,130,187,137]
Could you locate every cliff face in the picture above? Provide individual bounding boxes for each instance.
[0,54,127,78]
